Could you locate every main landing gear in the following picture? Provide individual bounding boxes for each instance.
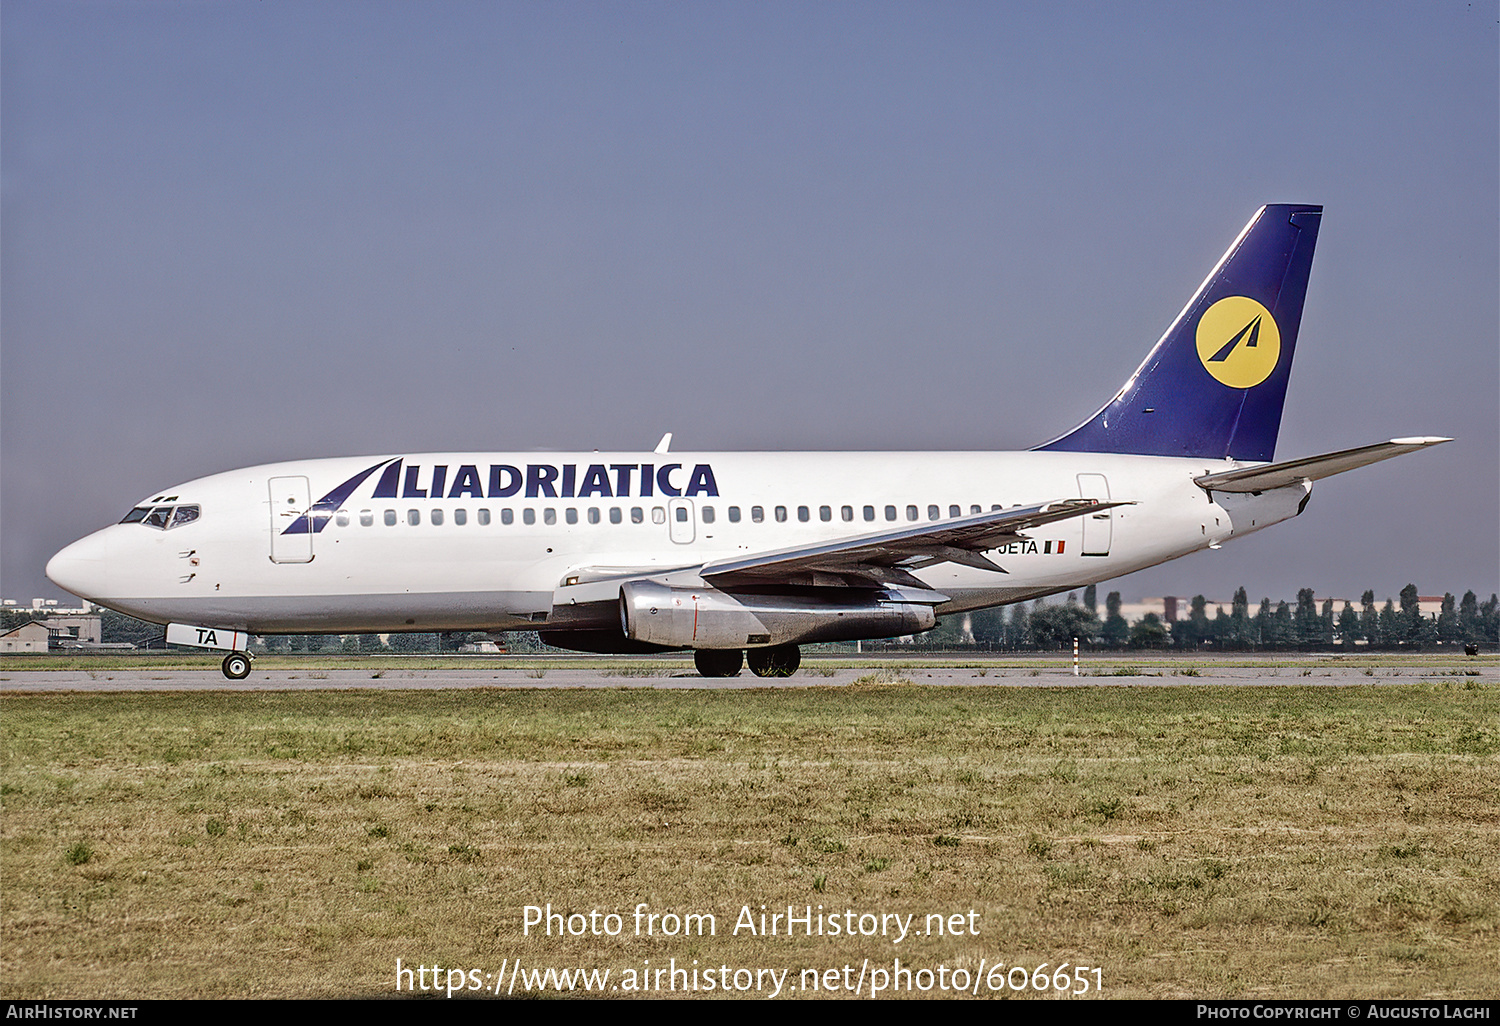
[693,644,801,678]
[221,651,253,680]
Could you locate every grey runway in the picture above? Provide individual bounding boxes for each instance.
[2,663,1481,692]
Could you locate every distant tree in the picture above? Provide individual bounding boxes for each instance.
[1458,591,1481,644]
[100,609,163,647]
[1,608,44,632]
[968,606,1007,646]
[1129,612,1170,649]
[1320,598,1336,647]
[1379,599,1398,648]
[1269,601,1295,649]
[1176,595,1211,650]
[389,632,437,653]
[1294,588,1320,648]
[1435,594,1459,644]
[1398,584,1434,647]
[1211,606,1232,648]
[1225,587,1250,648]
[1006,601,1031,649]
[1483,595,1500,643]
[1254,598,1274,648]
[1028,603,1100,650]
[921,615,967,648]
[1360,590,1380,647]
[1082,584,1097,614]
[1101,592,1128,649]
[1337,602,1360,649]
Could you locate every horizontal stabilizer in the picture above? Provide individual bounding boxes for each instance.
[1194,437,1450,493]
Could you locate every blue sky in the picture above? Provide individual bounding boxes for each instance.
[4,1,1496,605]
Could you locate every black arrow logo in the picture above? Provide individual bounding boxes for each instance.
[1208,315,1261,362]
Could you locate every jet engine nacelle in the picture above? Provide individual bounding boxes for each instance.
[619,580,937,649]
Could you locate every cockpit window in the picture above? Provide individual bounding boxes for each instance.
[122,504,202,530]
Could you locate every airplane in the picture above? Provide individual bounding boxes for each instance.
[45,204,1449,680]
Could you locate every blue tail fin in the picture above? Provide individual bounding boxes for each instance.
[1037,204,1322,462]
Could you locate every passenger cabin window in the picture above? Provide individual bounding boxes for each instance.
[407,510,421,526]
[360,510,374,527]
[631,507,644,523]
[335,511,350,528]
[565,508,577,525]
[906,505,919,522]
[544,509,557,525]
[797,506,810,522]
[885,505,897,521]
[702,506,715,524]
[609,507,622,524]
[841,505,854,522]
[819,505,831,522]
[431,509,444,526]
[652,507,666,524]
[864,505,875,521]
[454,508,467,526]
[523,509,536,525]
[384,510,398,526]
[752,506,764,523]
[728,506,741,523]
[675,507,688,522]
[588,507,600,524]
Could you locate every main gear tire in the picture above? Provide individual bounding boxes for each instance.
[747,644,800,678]
[694,649,744,678]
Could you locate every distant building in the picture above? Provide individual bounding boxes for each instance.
[1116,597,1218,624]
[1,599,130,653]
[458,639,505,654]
[1114,594,1450,628]
[2,597,97,615]
[0,621,57,653]
[42,614,102,646]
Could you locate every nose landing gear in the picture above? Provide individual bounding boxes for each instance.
[221,651,253,680]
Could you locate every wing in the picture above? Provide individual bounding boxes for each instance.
[699,498,1131,590]
[1194,437,1451,493]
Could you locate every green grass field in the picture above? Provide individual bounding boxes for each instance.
[2,679,1496,999]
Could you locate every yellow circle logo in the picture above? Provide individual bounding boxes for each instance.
[1195,296,1281,388]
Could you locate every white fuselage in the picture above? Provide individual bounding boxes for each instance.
[46,449,1308,636]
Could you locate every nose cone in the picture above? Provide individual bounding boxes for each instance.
[46,529,111,602]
